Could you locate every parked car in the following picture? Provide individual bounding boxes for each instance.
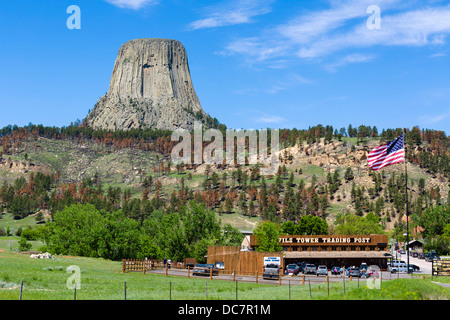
[348,268,361,278]
[359,263,368,272]
[286,264,300,275]
[409,264,420,271]
[425,253,441,262]
[316,265,328,276]
[192,264,219,276]
[418,253,425,259]
[263,263,280,280]
[331,266,341,275]
[366,266,378,278]
[412,252,418,258]
[304,264,317,274]
[388,262,413,273]
[296,262,306,273]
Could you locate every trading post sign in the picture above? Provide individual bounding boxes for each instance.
[279,237,372,244]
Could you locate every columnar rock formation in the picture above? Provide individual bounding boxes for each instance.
[85,38,206,131]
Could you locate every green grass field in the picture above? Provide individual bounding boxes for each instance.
[0,251,449,300]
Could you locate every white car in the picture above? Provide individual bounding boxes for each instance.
[388,262,413,273]
[316,265,328,276]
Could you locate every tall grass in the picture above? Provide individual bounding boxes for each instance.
[0,252,449,300]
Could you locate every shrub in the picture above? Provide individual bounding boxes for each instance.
[15,227,23,237]
[21,227,41,241]
[18,237,32,252]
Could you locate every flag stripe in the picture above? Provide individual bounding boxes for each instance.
[369,149,404,165]
[370,159,404,171]
[367,146,387,158]
[368,149,404,166]
[368,134,404,171]
[370,154,404,170]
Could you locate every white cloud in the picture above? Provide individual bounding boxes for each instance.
[222,0,450,68]
[296,6,450,58]
[429,53,446,58]
[324,53,375,72]
[419,109,450,125]
[104,0,158,10]
[189,0,274,30]
[234,73,314,96]
[254,114,287,124]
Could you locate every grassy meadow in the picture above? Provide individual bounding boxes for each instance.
[0,251,449,300]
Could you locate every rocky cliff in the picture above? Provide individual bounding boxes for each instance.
[85,38,206,131]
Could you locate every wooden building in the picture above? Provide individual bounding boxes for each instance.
[207,234,391,274]
[207,245,284,275]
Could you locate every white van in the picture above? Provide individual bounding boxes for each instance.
[390,260,406,266]
[388,260,413,273]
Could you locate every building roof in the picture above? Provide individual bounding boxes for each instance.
[284,251,392,259]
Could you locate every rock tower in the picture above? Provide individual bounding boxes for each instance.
[85,38,206,131]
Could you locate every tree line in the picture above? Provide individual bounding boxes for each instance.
[29,201,243,262]
[1,123,448,177]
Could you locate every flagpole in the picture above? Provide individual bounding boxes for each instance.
[403,128,410,273]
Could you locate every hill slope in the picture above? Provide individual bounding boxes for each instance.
[0,130,448,235]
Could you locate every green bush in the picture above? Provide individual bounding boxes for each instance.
[18,237,32,252]
[21,227,42,241]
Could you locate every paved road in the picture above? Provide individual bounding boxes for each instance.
[391,252,433,274]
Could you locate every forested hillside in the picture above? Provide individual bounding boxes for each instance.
[0,123,449,260]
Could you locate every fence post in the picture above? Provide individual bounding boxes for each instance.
[431,261,433,280]
[210,267,212,280]
[308,279,312,299]
[278,274,281,286]
[380,269,382,288]
[19,280,23,300]
[326,275,329,297]
[233,270,235,282]
[188,266,190,279]
[256,272,258,284]
[289,280,291,300]
[343,275,346,294]
[302,274,305,285]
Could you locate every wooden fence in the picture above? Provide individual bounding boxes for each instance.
[121,259,383,288]
[122,259,186,273]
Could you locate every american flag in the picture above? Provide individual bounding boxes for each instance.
[368,134,404,171]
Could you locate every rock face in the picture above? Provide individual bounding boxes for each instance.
[85,38,206,131]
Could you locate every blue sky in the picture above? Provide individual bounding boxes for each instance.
[1,0,450,134]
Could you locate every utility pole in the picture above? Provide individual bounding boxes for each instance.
[403,129,410,274]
